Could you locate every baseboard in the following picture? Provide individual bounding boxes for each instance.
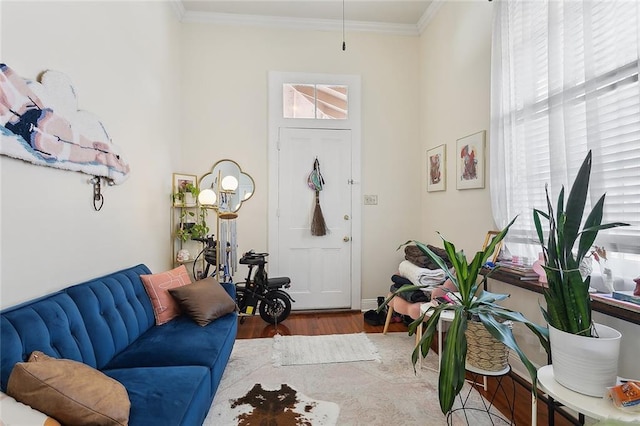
[361,298,379,311]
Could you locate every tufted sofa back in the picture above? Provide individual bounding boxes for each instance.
[0,264,154,392]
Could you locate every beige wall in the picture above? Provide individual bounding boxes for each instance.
[418,2,496,252]
[179,24,422,300]
[0,1,181,307]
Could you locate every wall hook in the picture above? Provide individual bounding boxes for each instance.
[90,176,105,211]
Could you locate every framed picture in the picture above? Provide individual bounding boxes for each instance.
[427,144,446,192]
[456,130,485,190]
[173,173,197,194]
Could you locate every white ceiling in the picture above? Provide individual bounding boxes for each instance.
[174,1,438,35]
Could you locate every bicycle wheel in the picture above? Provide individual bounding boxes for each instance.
[259,290,291,324]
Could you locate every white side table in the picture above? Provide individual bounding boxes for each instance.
[537,365,640,424]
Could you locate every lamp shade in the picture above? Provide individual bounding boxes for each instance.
[221,175,239,191]
[198,188,217,206]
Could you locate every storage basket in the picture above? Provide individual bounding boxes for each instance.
[465,320,511,371]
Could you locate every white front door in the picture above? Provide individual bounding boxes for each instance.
[277,128,352,309]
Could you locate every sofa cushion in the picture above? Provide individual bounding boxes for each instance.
[7,351,130,426]
[104,366,211,426]
[64,264,154,370]
[169,277,237,326]
[0,292,97,391]
[103,305,237,396]
[104,312,237,370]
[141,265,192,325]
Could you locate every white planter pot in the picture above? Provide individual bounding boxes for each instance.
[184,193,196,207]
[549,323,621,397]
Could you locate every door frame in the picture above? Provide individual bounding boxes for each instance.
[268,71,362,310]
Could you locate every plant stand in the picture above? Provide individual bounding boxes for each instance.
[447,364,515,425]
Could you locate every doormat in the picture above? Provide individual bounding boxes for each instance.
[272,333,380,366]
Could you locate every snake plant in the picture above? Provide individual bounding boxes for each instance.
[381,217,550,414]
[533,150,629,337]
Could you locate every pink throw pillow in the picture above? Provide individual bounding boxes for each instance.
[141,265,192,325]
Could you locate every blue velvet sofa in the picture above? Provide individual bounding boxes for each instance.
[0,264,238,425]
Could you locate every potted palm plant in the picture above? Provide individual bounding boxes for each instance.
[533,150,629,396]
[382,217,550,415]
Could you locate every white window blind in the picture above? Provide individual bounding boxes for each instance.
[490,0,640,257]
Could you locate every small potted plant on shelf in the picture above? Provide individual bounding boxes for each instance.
[173,184,209,242]
[172,183,199,207]
[533,150,629,396]
[382,217,550,415]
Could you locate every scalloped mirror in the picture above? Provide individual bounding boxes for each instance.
[199,160,255,213]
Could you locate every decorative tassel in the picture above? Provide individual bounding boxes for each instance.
[311,190,327,236]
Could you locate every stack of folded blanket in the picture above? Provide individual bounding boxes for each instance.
[404,244,453,269]
[398,260,445,287]
[389,244,451,303]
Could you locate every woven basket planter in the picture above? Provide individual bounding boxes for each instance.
[465,321,510,371]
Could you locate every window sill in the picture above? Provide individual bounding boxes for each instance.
[482,268,640,326]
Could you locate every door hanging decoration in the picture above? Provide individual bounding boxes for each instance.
[308,157,327,236]
[0,63,130,184]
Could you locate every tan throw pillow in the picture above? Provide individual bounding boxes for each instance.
[141,264,192,325]
[7,351,130,426]
[169,277,237,326]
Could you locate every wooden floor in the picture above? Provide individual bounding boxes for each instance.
[237,311,580,426]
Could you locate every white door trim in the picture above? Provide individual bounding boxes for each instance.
[268,71,362,310]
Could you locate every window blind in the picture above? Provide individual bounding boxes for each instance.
[490,0,640,256]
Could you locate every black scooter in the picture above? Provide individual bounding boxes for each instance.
[236,250,295,324]
[192,237,294,324]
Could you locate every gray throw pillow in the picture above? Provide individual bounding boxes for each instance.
[169,277,237,326]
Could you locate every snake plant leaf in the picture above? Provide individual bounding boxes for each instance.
[576,194,605,260]
[536,150,628,338]
[564,151,592,251]
[533,209,547,248]
[577,197,630,260]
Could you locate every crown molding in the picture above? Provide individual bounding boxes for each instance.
[169,0,185,21]
[417,0,444,35]
[181,10,420,36]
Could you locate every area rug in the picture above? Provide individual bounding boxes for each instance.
[272,332,380,366]
[204,333,505,426]
[207,382,339,425]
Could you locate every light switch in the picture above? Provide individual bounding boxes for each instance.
[364,195,378,205]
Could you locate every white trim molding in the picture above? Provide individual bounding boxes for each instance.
[181,11,420,36]
[417,0,445,35]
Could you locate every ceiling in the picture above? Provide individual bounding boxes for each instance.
[174,1,437,34]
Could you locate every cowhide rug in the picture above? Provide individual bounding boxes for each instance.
[209,382,339,426]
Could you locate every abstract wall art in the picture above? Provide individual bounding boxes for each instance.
[427,144,446,192]
[456,130,485,190]
[0,64,130,184]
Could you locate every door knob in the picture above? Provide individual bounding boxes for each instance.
[344,215,350,220]
[343,236,351,242]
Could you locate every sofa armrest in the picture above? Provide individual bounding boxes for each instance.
[221,282,236,300]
